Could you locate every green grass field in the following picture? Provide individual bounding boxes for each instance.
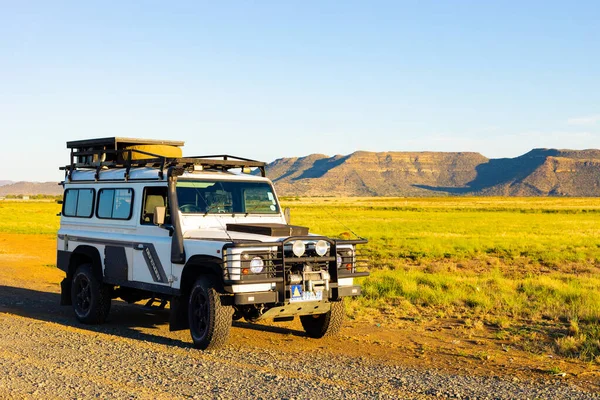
[1,197,599,361]
[0,201,60,235]
[281,197,600,362]
[283,197,600,269]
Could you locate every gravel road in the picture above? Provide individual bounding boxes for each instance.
[0,285,597,399]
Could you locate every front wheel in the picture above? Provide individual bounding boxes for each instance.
[71,264,112,324]
[188,276,232,350]
[300,299,345,338]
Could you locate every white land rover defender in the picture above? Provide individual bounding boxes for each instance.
[57,138,368,349]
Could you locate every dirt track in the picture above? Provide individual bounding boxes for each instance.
[0,234,598,399]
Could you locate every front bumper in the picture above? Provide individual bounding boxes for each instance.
[233,291,278,305]
[230,283,363,306]
[223,236,369,305]
[334,284,362,298]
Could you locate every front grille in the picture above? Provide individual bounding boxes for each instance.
[223,249,279,282]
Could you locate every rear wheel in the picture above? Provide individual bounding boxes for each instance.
[188,276,232,350]
[300,299,345,338]
[71,264,112,324]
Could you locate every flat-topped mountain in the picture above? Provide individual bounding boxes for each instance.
[267,149,600,197]
[2,149,599,197]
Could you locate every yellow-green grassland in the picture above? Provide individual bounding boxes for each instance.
[282,197,600,363]
[1,197,599,365]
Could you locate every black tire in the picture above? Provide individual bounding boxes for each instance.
[300,299,345,338]
[71,263,112,324]
[188,276,232,350]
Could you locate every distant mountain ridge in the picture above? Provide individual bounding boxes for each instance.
[0,182,62,196]
[267,149,600,197]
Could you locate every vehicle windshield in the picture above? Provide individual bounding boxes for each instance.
[176,180,280,215]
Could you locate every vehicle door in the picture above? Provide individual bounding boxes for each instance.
[131,186,173,286]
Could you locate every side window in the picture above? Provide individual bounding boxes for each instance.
[140,186,169,225]
[76,189,95,217]
[62,189,95,218]
[97,188,133,220]
[97,189,114,218]
[63,190,78,216]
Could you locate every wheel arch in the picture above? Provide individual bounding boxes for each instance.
[61,245,103,307]
[69,245,103,281]
[180,255,225,294]
[169,254,226,332]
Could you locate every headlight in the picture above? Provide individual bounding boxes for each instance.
[292,240,306,257]
[337,248,355,269]
[249,257,264,273]
[315,240,328,256]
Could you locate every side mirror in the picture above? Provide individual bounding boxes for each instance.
[153,206,166,225]
[284,207,291,224]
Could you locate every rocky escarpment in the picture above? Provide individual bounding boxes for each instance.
[268,149,600,197]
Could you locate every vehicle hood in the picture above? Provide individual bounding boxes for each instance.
[180,216,317,243]
[183,228,287,243]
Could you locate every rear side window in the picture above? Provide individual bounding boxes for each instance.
[97,188,134,220]
[63,189,95,218]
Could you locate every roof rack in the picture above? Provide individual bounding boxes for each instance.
[61,138,266,181]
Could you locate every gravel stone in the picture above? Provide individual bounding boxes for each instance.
[0,290,598,399]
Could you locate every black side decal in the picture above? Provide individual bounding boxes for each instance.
[104,246,128,281]
[138,243,169,283]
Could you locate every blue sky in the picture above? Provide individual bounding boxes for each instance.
[1,1,599,181]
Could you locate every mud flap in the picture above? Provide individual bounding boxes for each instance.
[60,278,72,306]
[169,295,189,331]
